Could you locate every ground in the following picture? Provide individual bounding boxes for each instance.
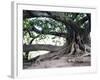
[23,55,91,69]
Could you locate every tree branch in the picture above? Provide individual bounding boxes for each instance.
[23,44,62,52]
[23,10,81,33]
[23,27,67,37]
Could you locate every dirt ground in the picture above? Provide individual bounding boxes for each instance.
[23,56,91,69]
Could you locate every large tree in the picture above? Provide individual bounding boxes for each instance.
[23,10,91,64]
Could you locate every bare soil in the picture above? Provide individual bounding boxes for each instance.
[23,56,91,69]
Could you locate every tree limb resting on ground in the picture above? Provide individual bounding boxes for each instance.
[23,44,63,52]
